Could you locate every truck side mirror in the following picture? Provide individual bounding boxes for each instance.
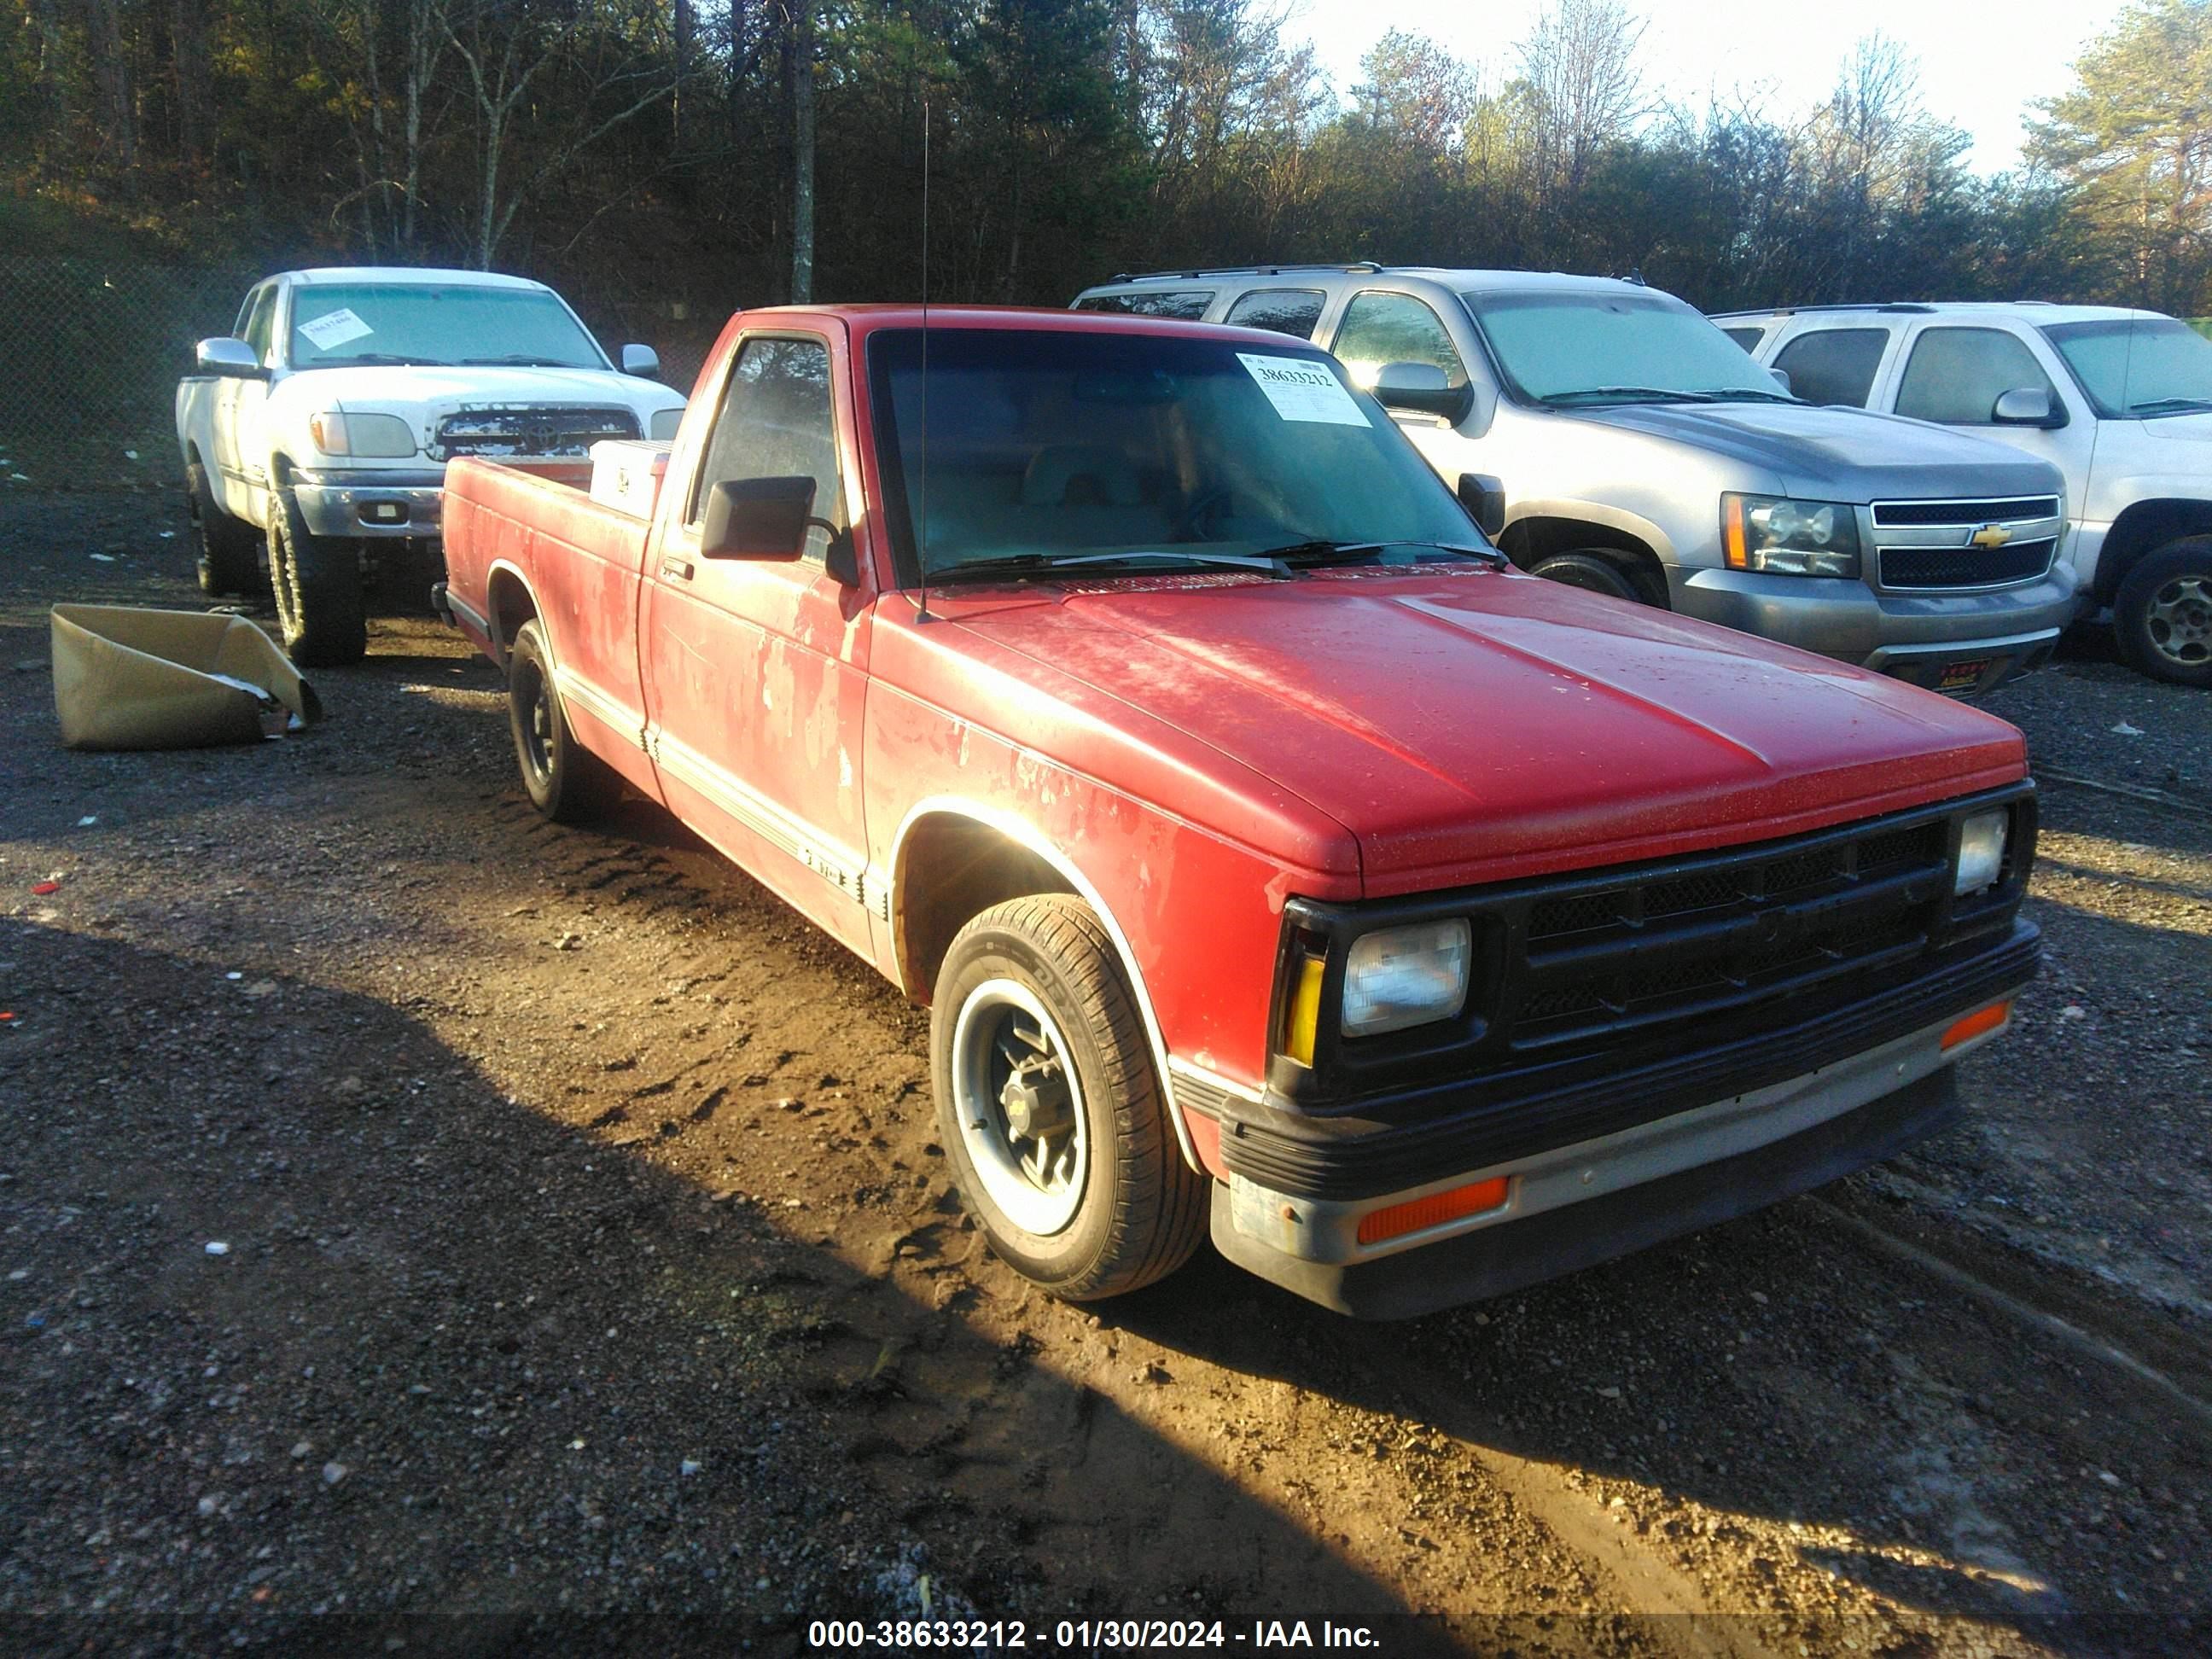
[1456,473,1507,538]
[1374,362,1474,424]
[701,476,815,560]
[1768,367,1793,395]
[195,337,266,380]
[620,343,661,378]
[1992,386,2062,428]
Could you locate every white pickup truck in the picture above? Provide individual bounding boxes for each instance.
[176,266,686,665]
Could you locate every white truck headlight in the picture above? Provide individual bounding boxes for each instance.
[649,406,685,442]
[1954,811,2008,895]
[307,410,417,458]
[1342,919,1471,1037]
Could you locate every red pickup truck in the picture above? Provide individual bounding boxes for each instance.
[438,305,2039,1318]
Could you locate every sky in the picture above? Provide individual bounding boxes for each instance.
[1288,0,2135,174]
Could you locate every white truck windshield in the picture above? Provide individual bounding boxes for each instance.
[287,284,607,370]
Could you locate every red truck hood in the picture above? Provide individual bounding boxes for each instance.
[944,568,2026,891]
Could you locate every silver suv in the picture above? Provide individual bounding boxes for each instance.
[1717,301,2212,687]
[1074,265,2078,697]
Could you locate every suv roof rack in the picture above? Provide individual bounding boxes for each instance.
[1710,302,1936,319]
[1102,261,1387,283]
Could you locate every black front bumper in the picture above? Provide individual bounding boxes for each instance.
[1210,1065,1960,1320]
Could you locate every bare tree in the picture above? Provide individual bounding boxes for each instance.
[80,0,137,173]
[1516,0,1644,193]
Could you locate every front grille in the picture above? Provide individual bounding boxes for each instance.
[429,405,639,461]
[1880,538,2056,590]
[1872,497,2060,527]
[1511,818,1950,1051]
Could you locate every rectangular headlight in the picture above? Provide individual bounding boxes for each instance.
[1721,492,1861,577]
[1955,810,2008,895]
[306,410,416,458]
[1342,919,1470,1037]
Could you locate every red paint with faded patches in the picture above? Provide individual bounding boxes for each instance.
[440,305,2029,1134]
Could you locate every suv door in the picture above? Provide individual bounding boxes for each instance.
[1881,323,2092,533]
[639,327,879,960]
[1767,324,1897,408]
[1329,288,1487,480]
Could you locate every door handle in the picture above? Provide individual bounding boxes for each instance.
[659,556,695,582]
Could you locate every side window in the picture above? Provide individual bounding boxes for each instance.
[1075,290,1214,320]
[690,336,841,562]
[1225,288,1326,340]
[1331,290,1467,390]
[1895,328,2057,425]
[1772,328,1890,407]
[1720,326,1767,353]
[240,287,280,364]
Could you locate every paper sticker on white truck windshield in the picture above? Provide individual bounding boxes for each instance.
[298,307,374,351]
[1237,353,1369,427]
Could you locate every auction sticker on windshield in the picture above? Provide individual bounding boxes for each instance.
[299,308,375,351]
[1237,353,1369,427]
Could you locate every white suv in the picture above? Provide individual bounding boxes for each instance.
[1717,302,2212,687]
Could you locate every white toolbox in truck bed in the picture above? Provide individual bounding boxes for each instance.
[588,440,674,520]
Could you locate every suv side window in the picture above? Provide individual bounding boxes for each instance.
[1772,328,1889,407]
[1895,327,2057,425]
[1720,326,1767,352]
[1331,290,1468,390]
[689,335,841,562]
[1225,288,1326,340]
[1076,290,1213,320]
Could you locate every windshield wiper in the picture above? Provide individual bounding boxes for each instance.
[315,352,449,367]
[1697,387,1800,403]
[1539,387,1720,405]
[926,550,1293,584]
[2126,396,2212,416]
[1262,538,1509,569]
[458,355,592,368]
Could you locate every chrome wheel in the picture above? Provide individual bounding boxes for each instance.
[949,979,1090,1236]
[2145,573,2212,668]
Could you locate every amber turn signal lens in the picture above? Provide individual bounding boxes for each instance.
[1284,952,1325,1067]
[1721,493,1749,569]
[1356,1177,1511,1246]
[1941,1001,2011,1051]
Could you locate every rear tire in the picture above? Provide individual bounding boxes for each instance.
[931,894,1207,1301]
[2114,538,2212,688]
[1528,548,1647,603]
[188,461,262,597]
[268,486,367,667]
[507,619,621,823]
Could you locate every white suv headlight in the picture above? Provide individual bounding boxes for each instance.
[1342,919,1471,1037]
[1954,811,2008,895]
[307,410,417,458]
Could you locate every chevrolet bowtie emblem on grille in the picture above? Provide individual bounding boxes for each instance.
[1970,523,2013,550]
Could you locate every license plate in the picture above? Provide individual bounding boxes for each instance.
[1936,659,1991,694]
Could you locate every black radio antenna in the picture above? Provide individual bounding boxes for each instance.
[915,96,934,624]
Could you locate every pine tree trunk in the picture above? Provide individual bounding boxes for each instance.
[790,5,815,302]
[82,0,137,174]
[171,0,213,173]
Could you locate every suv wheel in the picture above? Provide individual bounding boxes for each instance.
[2115,538,2212,688]
[1529,549,1646,603]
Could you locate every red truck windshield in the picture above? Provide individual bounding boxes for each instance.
[865,328,1478,584]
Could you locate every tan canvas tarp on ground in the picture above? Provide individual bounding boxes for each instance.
[51,604,323,750]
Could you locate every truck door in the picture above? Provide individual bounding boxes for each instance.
[638,326,879,961]
[212,283,280,524]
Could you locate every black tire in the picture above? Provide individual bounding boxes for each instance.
[930,894,1207,1301]
[188,460,262,597]
[1528,549,1646,603]
[507,619,622,823]
[2114,538,2212,689]
[267,486,368,667]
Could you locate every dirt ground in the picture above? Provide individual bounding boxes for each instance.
[3,490,2208,1656]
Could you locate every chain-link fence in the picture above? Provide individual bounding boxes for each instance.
[0,259,723,494]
